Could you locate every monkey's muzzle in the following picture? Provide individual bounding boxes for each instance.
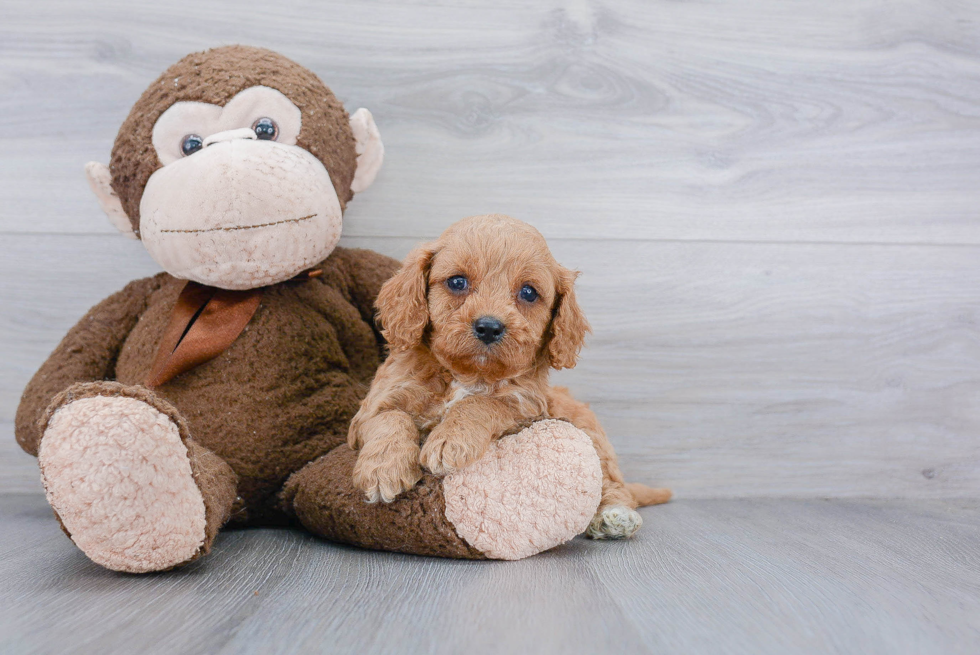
[139,139,343,290]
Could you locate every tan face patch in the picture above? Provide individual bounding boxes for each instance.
[139,138,343,289]
[151,86,303,165]
[109,45,358,232]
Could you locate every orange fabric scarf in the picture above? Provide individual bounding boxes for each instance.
[144,281,264,388]
[144,269,323,388]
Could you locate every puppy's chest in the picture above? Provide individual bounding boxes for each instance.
[415,380,546,433]
[415,381,479,431]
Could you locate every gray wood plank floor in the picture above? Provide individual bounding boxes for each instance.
[1,494,977,655]
[3,2,979,653]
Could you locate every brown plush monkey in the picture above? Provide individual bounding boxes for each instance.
[15,46,605,572]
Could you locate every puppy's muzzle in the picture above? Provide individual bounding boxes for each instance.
[473,316,506,345]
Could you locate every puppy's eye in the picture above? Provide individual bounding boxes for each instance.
[252,117,279,141]
[180,134,204,156]
[519,284,539,302]
[446,275,469,294]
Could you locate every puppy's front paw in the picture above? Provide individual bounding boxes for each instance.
[419,424,489,476]
[352,438,422,503]
[586,506,643,540]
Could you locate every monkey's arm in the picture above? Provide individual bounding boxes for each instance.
[318,247,400,345]
[14,275,164,455]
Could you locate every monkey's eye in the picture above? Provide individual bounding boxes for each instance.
[252,117,279,141]
[446,275,469,294]
[519,284,539,303]
[180,134,204,156]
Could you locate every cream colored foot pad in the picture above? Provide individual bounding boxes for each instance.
[38,396,206,573]
[443,419,602,560]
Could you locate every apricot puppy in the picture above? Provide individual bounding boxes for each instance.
[349,214,670,539]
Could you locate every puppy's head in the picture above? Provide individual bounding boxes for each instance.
[377,214,590,381]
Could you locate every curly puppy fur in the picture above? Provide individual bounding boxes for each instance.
[348,214,670,532]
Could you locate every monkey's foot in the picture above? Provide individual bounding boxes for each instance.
[585,506,643,540]
[443,419,602,560]
[38,393,207,573]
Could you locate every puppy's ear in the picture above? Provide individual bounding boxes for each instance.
[377,243,436,351]
[547,266,591,369]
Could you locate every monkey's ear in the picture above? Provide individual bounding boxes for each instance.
[349,108,384,194]
[84,162,137,240]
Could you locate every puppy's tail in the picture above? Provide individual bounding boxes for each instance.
[627,482,672,507]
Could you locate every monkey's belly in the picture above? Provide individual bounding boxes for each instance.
[112,278,378,522]
[152,363,364,522]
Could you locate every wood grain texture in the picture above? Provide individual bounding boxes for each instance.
[2,0,980,499]
[3,235,979,497]
[1,0,980,244]
[4,3,979,651]
[1,494,977,654]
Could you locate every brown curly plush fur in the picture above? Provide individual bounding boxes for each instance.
[17,48,658,569]
[15,47,505,567]
[17,248,399,523]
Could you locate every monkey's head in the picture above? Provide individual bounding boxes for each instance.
[86,46,384,290]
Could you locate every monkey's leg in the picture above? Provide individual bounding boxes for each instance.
[281,419,602,560]
[546,386,668,540]
[37,382,238,573]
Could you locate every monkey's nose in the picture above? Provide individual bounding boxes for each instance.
[203,128,257,147]
[473,316,506,345]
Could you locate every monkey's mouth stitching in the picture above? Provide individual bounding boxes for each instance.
[159,214,317,234]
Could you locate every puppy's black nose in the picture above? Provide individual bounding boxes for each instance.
[473,316,506,345]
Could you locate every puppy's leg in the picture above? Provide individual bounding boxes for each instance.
[420,396,517,475]
[547,387,660,540]
[351,410,422,503]
[419,409,493,476]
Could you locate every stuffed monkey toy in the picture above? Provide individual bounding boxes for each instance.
[15,46,606,572]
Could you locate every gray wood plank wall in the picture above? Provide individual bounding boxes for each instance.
[2,0,978,498]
